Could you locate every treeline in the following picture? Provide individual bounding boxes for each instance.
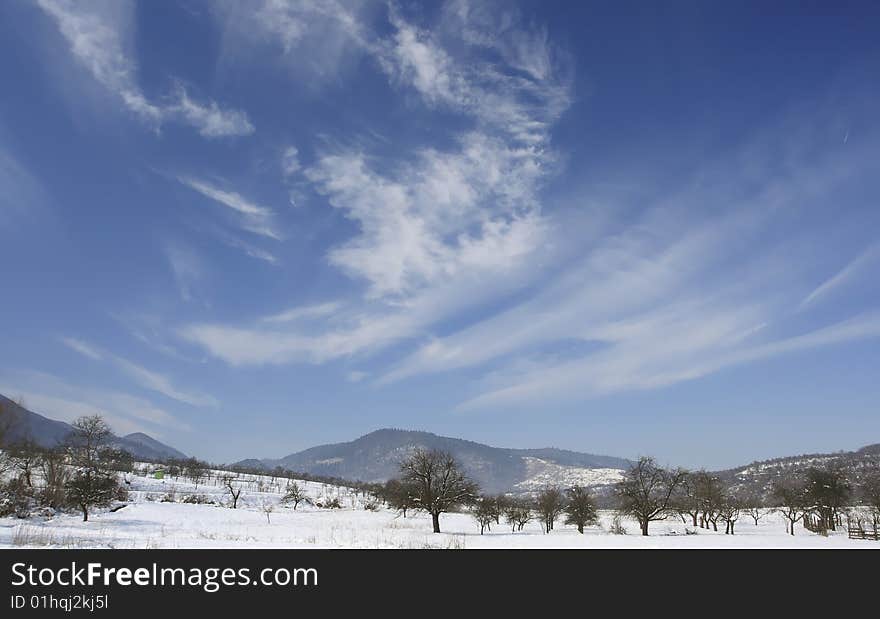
[369,450,880,536]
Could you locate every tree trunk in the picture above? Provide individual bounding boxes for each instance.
[692,513,698,527]
[82,506,88,522]
[432,512,441,533]
[577,524,584,534]
[641,520,649,536]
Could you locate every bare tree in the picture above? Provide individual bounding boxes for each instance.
[282,480,311,510]
[743,492,767,526]
[472,496,496,534]
[803,465,850,531]
[398,449,478,533]
[673,471,701,527]
[535,486,565,533]
[718,493,741,535]
[381,479,415,517]
[222,475,243,509]
[64,415,118,521]
[693,471,724,531]
[614,456,686,536]
[184,458,209,489]
[40,447,70,509]
[7,439,42,488]
[503,499,532,532]
[861,469,880,524]
[564,485,598,534]
[261,500,275,524]
[772,479,808,536]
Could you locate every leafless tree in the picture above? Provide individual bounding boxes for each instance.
[381,479,416,517]
[564,485,598,534]
[261,500,275,524]
[503,499,532,532]
[673,471,701,527]
[64,415,118,521]
[614,456,686,536]
[803,465,850,531]
[184,458,209,489]
[743,492,766,526]
[398,448,478,533]
[282,480,310,510]
[7,439,42,488]
[472,496,496,534]
[222,475,243,509]
[40,447,70,509]
[772,479,808,536]
[861,468,880,524]
[718,494,741,534]
[535,486,565,533]
[693,471,725,531]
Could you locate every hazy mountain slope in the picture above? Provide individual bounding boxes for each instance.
[240,428,631,494]
[717,444,880,499]
[0,393,186,461]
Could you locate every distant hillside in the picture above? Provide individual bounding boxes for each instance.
[237,428,631,494]
[716,443,880,499]
[0,393,186,461]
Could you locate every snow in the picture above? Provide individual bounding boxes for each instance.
[514,458,623,493]
[2,463,876,549]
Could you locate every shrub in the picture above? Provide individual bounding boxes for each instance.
[0,479,35,518]
[181,494,213,505]
[609,514,628,535]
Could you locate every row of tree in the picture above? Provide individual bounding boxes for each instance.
[377,450,880,536]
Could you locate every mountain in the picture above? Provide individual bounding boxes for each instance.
[116,432,186,461]
[0,393,186,461]
[717,443,880,499]
[237,428,631,494]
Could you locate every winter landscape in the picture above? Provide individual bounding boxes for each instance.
[2,1,880,557]
[2,395,878,549]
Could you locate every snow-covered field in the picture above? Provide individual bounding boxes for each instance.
[1,464,877,549]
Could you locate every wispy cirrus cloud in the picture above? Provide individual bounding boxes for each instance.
[59,336,103,360]
[798,245,879,311]
[36,0,253,137]
[178,177,282,240]
[176,0,880,418]
[0,371,191,436]
[60,338,218,408]
[164,243,205,303]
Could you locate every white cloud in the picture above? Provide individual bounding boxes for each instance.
[213,230,279,266]
[112,357,219,409]
[58,338,218,408]
[164,243,204,303]
[59,336,103,360]
[36,0,253,137]
[281,146,301,177]
[215,0,374,82]
[178,177,282,240]
[305,132,549,298]
[261,302,342,323]
[798,245,879,311]
[0,371,191,437]
[169,86,254,138]
[456,312,880,412]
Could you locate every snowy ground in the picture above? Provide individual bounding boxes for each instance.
[1,465,876,549]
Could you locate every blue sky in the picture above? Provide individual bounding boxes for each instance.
[1,0,879,469]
